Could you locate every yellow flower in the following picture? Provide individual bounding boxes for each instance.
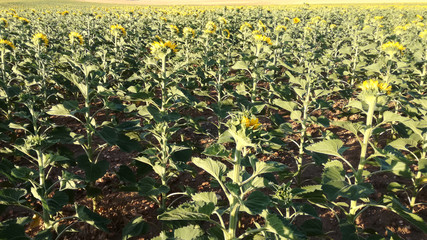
[253,34,272,45]
[0,39,16,50]
[360,79,391,95]
[374,16,384,20]
[381,41,405,56]
[420,29,427,39]
[95,14,102,19]
[258,20,267,32]
[416,14,423,20]
[18,17,30,24]
[416,22,425,28]
[218,16,227,25]
[150,40,178,58]
[69,31,84,45]
[293,17,300,24]
[242,116,261,129]
[32,33,48,47]
[240,22,252,32]
[330,24,337,29]
[168,24,179,34]
[394,26,406,34]
[111,24,126,37]
[222,29,230,38]
[275,25,286,33]
[61,10,69,16]
[204,21,217,34]
[0,18,7,28]
[183,27,195,38]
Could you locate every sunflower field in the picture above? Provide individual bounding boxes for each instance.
[0,3,426,240]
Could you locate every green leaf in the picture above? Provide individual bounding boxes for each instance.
[77,157,109,183]
[137,177,169,197]
[122,216,149,240]
[242,191,270,215]
[192,157,227,181]
[306,139,346,159]
[254,161,286,176]
[174,225,204,240]
[59,171,84,190]
[0,188,27,205]
[47,191,68,215]
[158,202,215,221]
[232,61,249,71]
[97,126,141,153]
[47,104,73,117]
[382,111,410,124]
[384,195,427,233]
[202,143,230,158]
[76,205,110,232]
[321,160,346,201]
[192,192,217,205]
[272,99,298,113]
[262,211,299,239]
[300,219,323,237]
[0,219,30,240]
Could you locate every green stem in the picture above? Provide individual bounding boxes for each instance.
[161,56,166,113]
[350,97,376,219]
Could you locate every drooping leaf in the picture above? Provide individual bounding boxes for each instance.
[122,216,149,240]
[76,205,110,232]
[0,188,27,205]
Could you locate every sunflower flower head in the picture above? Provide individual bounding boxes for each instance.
[18,17,30,24]
[241,116,261,130]
[183,27,195,38]
[150,39,178,59]
[32,33,48,47]
[204,21,217,34]
[416,14,423,20]
[253,34,272,45]
[359,79,391,95]
[0,39,16,50]
[0,18,8,28]
[168,24,179,34]
[61,10,69,16]
[222,29,230,38]
[374,16,384,21]
[110,24,126,37]
[240,22,252,32]
[420,29,427,39]
[258,20,267,32]
[218,16,227,25]
[381,41,405,57]
[69,31,84,45]
[274,25,287,33]
[293,17,301,24]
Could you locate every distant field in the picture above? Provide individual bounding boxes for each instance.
[76,0,427,5]
[1,0,427,7]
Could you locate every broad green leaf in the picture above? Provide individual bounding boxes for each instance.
[306,139,346,159]
[192,157,227,181]
[158,202,215,221]
[0,188,27,205]
[192,192,218,205]
[384,195,427,233]
[262,211,299,239]
[122,216,149,240]
[47,104,73,117]
[76,205,110,232]
[0,219,30,240]
[47,191,68,215]
[321,160,346,201]
[273,99,298,112]
[242,191,270,215]
[77,157,109,183]
[174,225,204,240]
[59,171,84,190]
[202,143,230,158]
[254,161,286,176]
[232,61,249,71]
